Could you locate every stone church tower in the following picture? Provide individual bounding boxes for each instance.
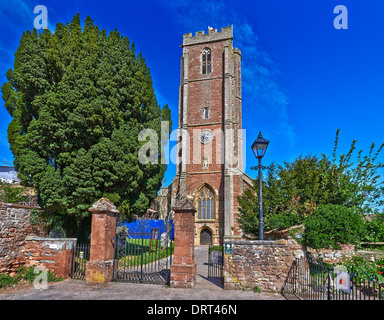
[170,26,252,245]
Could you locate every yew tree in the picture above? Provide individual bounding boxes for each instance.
[1,14,171,234]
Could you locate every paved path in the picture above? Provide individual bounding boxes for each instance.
[0,246,285,300]
[0,280,284,300]
[194,245,223,290]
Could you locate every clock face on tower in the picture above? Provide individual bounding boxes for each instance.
[199,129,213,144]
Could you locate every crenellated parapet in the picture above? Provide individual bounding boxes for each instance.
[182,25,233,46]
[234,47,242,57]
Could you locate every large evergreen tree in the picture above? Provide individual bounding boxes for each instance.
[1,14,171,235]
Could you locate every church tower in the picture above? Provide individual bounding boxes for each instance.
[171,26,252,245]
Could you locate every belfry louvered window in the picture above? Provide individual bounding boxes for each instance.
[202,48,212,75]
[197,185,215,220]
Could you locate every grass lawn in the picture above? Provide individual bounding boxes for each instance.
[116,238,174,267]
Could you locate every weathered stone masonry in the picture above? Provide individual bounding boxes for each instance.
[223,239,304,292]
[0,202,45,274]
[23,236,76,279]
[170,198,197,288]
[85,198,118,284]
[223,227,360,292]
[0,202,76,279]
[265,225,357,264]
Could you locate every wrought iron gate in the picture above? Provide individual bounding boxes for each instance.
[70,243,90,280]
[208,245,224,285]
[112,220,174,285]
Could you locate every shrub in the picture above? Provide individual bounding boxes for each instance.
[0,182,29,203]
[0,274,18,288]
[301,204,365,249]
[0,266,62,289]
[253,286,261,293]
[341,256,384,283]
[362,213,384,243]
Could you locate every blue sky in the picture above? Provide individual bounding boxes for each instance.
[0,0,383,187]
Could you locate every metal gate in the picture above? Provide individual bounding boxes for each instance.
[208,245,224,286]
[112,220,173,285]
[70,243,90,280]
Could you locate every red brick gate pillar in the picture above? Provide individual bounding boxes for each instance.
[85,198,118,284]
[170,198,197,288]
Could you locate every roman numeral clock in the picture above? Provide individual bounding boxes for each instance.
[199,129,213,144]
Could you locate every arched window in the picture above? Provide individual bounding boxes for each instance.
[202,48,212,75]
[203,107,209,119]
[197,185,215,220]
[202,155,209,169]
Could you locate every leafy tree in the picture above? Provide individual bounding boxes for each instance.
[238,154,339,236]
[238,130,384,240]
[1,14,171,235]
[362,213,384,243]
[300,204,366,249]
[327,129,384,214]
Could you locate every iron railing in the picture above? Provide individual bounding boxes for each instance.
[282,256,384,300]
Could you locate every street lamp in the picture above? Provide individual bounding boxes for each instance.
[251,132,270,240]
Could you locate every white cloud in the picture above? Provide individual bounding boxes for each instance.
[0,0,56,39]
[0,0,34,28]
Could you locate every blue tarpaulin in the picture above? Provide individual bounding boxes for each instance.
[120,219,174,239]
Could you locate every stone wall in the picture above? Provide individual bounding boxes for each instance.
[23,237,76,279]
[356,249,384,261]
[0,202,46,274]
[265,225,356,264]
[0,202,76,279]
[223,239,304,292]
[307,244,356,263]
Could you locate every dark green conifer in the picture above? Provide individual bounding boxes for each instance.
[2,14,171,235]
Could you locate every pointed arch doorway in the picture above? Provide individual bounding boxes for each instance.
[200,227,212,245]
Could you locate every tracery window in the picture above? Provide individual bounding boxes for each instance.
[197,185,215,220]
[202,48,212,75]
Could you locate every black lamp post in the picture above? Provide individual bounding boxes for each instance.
[251,132,270,240]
